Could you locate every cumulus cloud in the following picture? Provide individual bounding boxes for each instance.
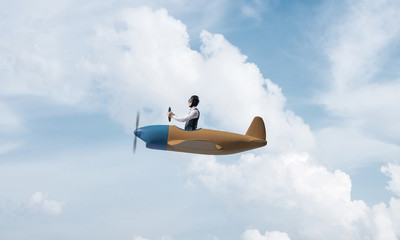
[188,153,373,239]
[28,192,65,216]
[324,0,400,89]
[188,153,400,239]
[242,229,291,240]
[315,0,400,167]
[382,163,400,197]
[1,4,313,152]
[389,197,400,236]
[1,4,315,237]
[85,7,314,154]
[82,5,399,239]
[2,2,399,240]
[371,203,397,240]
[0,8,92,104]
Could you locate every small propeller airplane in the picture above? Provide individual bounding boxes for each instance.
[133,108,267,155]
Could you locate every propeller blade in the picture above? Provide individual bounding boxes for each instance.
[136,111,140,129]
[133,135,137,154]
[133,111,140,154]
[168,107,171,122]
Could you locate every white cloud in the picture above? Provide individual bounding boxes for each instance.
[383,164,400,236]
[1,2,96,105]
[188,153,400,239]
[242,229,291,240]
[382,163,400,197]
[1,4,313,152]
[314,0,400,168]
[1,6,315,238]
[371,203,397,240]
[85,7,314,153]
[389,197,400,236]
[314,126,400,169]
[324,0,400,89]
[239,0,268,22]
[320,82,400,144]
[2,2,399,239]
[28,192,65,216]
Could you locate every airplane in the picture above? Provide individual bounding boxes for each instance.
[133,113,267,155]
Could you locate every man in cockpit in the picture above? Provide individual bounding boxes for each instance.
[168,95,200,131]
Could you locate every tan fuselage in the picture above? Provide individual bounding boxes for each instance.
[167,126,267,155]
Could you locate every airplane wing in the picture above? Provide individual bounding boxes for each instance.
[168,140,223,151]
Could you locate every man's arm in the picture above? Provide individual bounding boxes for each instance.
[173,110,199,122]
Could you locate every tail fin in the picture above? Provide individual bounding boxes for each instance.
[245,116,266,140]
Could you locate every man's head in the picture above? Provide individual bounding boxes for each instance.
[188,95,199,107]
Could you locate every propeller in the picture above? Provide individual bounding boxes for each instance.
[168,107,171,122]
[133,111,140,154]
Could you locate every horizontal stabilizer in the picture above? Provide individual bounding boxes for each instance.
[245,116,266,140]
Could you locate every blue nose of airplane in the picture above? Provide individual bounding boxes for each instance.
[133,125,169,150]
[134,128,141,138]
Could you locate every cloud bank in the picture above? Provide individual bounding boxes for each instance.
[83,7,314,155]
[1,1,400,239]
[189,154,400,239]
[315,0,400,168]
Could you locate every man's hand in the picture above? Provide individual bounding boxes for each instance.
[168,111,175,118]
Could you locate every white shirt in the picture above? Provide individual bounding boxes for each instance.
[173,108,199,122]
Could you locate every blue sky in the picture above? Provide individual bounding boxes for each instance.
[1,0,400,239]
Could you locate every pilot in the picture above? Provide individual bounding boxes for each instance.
[168,95,200,131]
